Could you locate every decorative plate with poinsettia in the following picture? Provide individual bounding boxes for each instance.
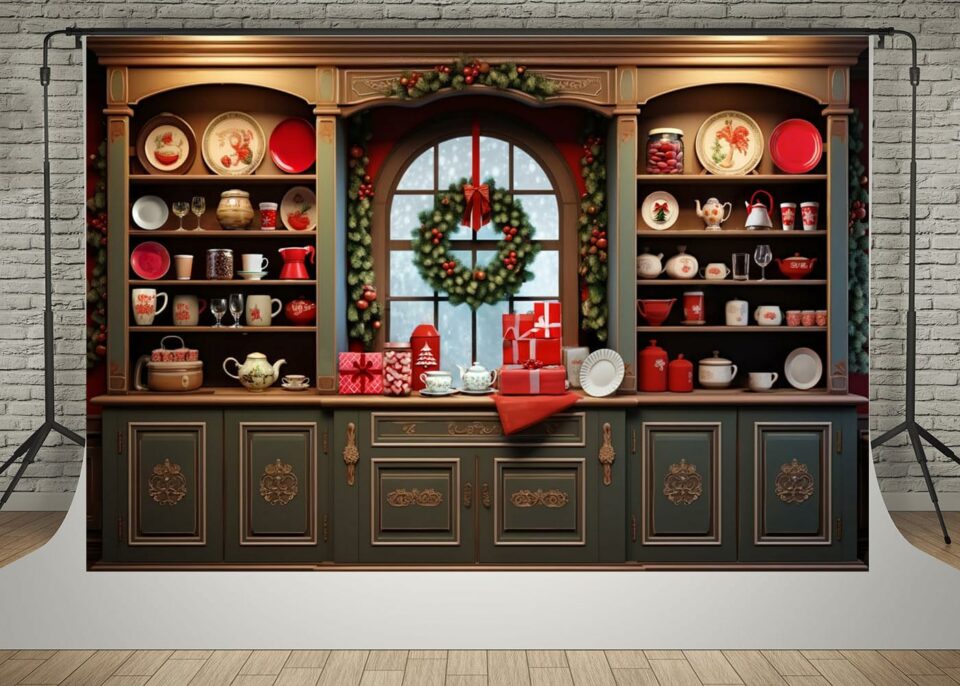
[281,186,317,231]
[695,110,764,176]
[136,113,197,175]
[202,111,265,176]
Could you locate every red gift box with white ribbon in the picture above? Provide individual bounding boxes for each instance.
[502,337,562,366]
[501,313,536,341]
[499,365,567,395]
[530,301,562,339]
[338,352,384,394]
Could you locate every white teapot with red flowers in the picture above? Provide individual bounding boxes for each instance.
[664,245,699,280]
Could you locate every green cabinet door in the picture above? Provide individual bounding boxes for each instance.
[739,408,857,563]
[224,410,330,563]
[102,408,223,564]
[630,409,737,563]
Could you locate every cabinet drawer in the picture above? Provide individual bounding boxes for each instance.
[493,457,586,546]
[370,412,586,447]
[369,458,464,547]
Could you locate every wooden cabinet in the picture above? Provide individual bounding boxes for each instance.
[738,408,857,563]
[223,410,331,563]
[102,409,223,563]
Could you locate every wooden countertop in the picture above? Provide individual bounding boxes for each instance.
[91,388,867,407]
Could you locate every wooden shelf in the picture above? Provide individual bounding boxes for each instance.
[637,230,826,238]
[129,280,316,287]
[636,279,826,286]
[637,174,827,184]
[130,230,314,238]
[636,326,826,333]
[129,174,316,184]
[130,326,316,333]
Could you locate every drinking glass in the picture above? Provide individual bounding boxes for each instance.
[732,253,750,281]
[754,244,772,281]
[171,201,189,231]
[191,196,206,231]
[228,293,244,328]
[210,298,227,327]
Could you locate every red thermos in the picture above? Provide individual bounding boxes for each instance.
[638,339,668,392]
[668,354,694,393]
[410,323,440,392]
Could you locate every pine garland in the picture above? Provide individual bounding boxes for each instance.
[346,113,382,348]
[577,118,608,342]
[86,141,107,368]
[848,108,869,374]
[388,58,558,101]
[412,179,540,308]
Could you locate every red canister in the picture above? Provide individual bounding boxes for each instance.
[410,323,441,392]
[682,291,705,324]
[668,354,694,393]
[638,339,668,392]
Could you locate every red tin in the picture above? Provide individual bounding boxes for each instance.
[638,339,668,392]
[668,354,694,393]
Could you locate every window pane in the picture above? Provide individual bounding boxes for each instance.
[517,194,559,240]
[390,194,435,240]
[518,249,559,297]
[438,302,472,384]
[397,147,434,190]
[479,136,509,185]
[438,136,471,188]
[513,147,552,190]
[389,300,434,344]
[476,302,510,372]
[390,250,432,297]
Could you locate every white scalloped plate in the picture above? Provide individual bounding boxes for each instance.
[579,349,625,398]
[784,347,823,390]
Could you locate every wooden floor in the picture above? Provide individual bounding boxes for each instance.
[0,511,67,568]
[889,511,960,571]
[1,649,960,685]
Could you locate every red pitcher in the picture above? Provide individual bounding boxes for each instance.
[278,246,315,280]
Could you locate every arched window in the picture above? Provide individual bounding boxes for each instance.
[375,119,577,376]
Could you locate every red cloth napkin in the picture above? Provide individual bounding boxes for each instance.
[492,391,580,435]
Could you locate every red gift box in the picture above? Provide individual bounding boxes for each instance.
[530,301,562,339]
[499,365,567,395]
[338,352,384,394]
[502,337,562,366]
[501,313,536,341]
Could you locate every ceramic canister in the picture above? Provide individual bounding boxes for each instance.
[683,291,705,323]
[668,354,694,393]
[725,299,749,327]
[638,339,668,392]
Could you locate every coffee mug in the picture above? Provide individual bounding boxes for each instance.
[801,202,820,231]
[701,263,730,280]
[780,203,797,231]
[753,305,783,326]
[282,374,308,388]
[816,309,828,327]
[725,299,748,326]
[683,291,705,323]
[786,310,802,327]
[131,288,168,326]
[172,295,207,327]
[801,310,817,327]
[562,347,590,389]
[241,253,269,272]
[748,371,779,391]
[245,295,283,327]
[420,370,453,393]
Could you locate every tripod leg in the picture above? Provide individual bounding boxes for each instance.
[0,426,48,511]
[871,421,908,449]
[52,422,85,447]
[0,426,46,476]
[916,425,960,465]
[908,427,951,545]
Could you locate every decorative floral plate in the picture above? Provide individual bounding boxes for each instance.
[695,110,764,176]
[136,113,197,175]
[280,186,317,231]
[769,119,823,174]
[202,111,265,176]
[640,191,679,231]
[269,118,316,174]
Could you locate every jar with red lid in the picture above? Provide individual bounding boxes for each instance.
[668,354,694,393]
[638,339,668,392]
[645,128,684,175]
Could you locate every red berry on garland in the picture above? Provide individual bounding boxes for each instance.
[356,299,369,311]
[509,251,516,258]
[465,76,474,85]
[95,344,107,357]
[474,270,486,281]
[364,289,377,302]
[587,205,598,215]
[517,65,526,75]
[350,145,364,159]
[479,62,490,74]
[597,238,608,249]
[372,320,382,330]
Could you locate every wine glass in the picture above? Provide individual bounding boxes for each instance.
[754,244,772,281]
[210,298,227,327]
[191,196,206,231]
[228,293,244,328]
[171,201,189,231]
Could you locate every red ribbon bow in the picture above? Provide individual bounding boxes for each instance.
[460,118,489,232]
[350,355,376,392]
[653,202,669,213]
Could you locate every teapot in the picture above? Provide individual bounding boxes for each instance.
[744,190,774,230]
[223,352,286,392]
[636,248,665,280]
[695,197,733,231]
[664,245,698,279]
[457,361,497,392]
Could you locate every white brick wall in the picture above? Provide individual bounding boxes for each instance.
[0,0,958,506]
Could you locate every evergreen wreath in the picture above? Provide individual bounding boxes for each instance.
[412,179,540,308]
[346,113,382,348]
[848,108,869,374]
[389,57,558,101]
[577,117,609,342]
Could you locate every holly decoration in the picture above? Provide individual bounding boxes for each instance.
[412,179,540,307]
[577,117,608,342]
[389,57,558,101]
[848,108,869,374]
[346,113,382,348]
[86,140,107,368]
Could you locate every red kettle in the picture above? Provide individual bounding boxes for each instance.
[278,246,315,280]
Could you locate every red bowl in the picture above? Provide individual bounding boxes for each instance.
[637,298,676,326]
[130,241,171,280]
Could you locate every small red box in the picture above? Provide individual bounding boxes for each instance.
[499,365,567,395]
[502,337,562,366]
[530,301,562,339]
[338,352,384,395]
[501,313,536,341]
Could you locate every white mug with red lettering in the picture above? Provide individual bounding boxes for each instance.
[800,202,820,231]
[172,295,207,327]
[131,288,168,326]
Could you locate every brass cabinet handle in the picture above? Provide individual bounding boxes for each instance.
[599,422,615,486]
[463,482,473,508]
[480,482,491,509]
[343,421,359,486]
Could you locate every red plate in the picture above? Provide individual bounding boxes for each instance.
[269,118,316,174]
[769,119,823,174]
[130,241,171,280]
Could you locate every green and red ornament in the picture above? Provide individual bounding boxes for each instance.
[577,118,609,342]
[388,57,558,101]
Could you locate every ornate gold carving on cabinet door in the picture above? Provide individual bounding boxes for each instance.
[385,488,443,508]
[259,459,299,506]
[343,422,359,486]
[663,459,703,506]
[480,482,491,509]
[510,488,569,509]
[448,421,501,436]
[147,458,188,506]
[775,459,815,504]
[599,422,615,486]
[463,482,473,508]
